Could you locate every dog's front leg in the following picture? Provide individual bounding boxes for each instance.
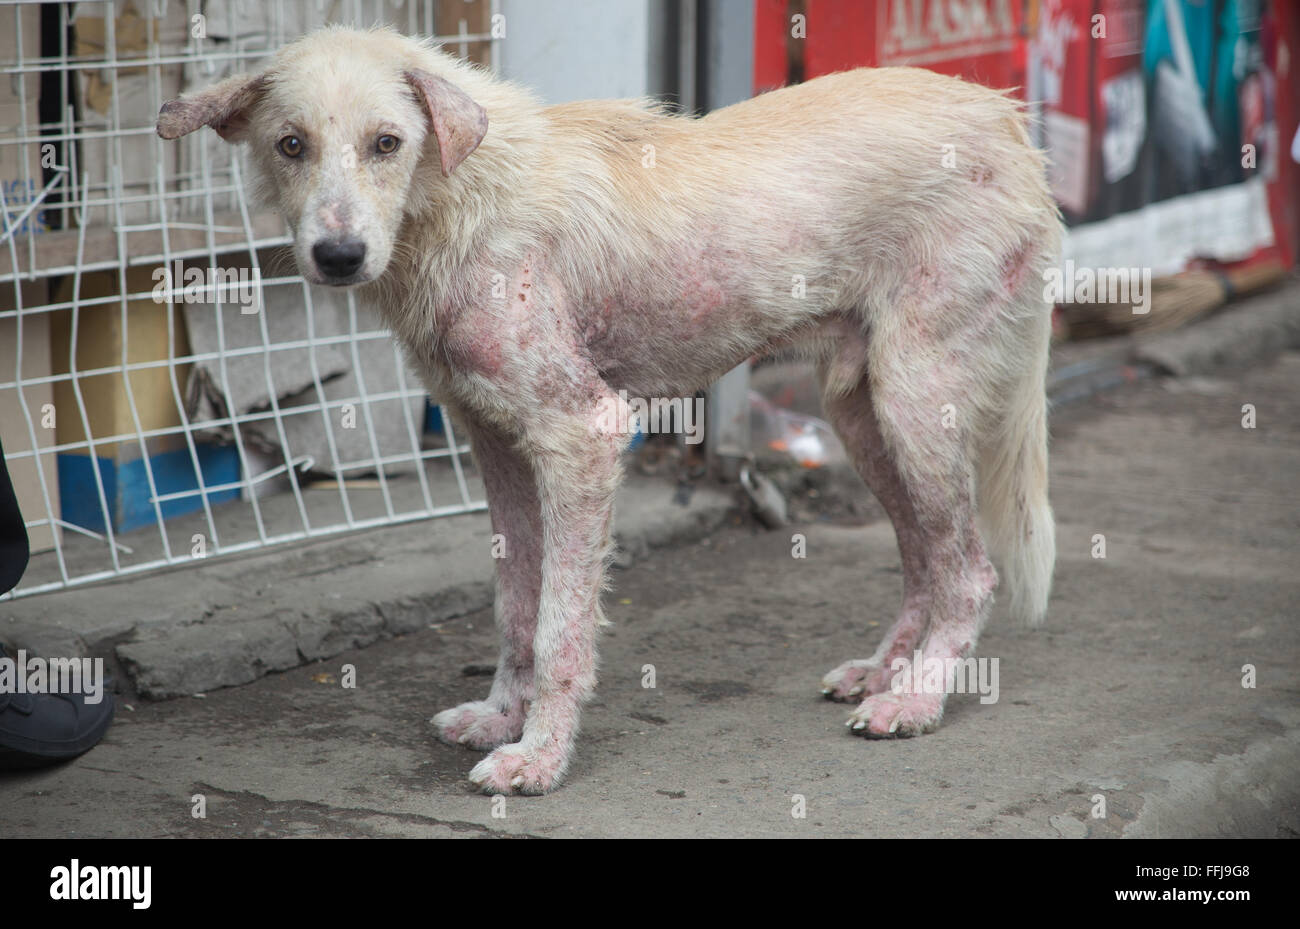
[433,416,540,750]
[466,400,626,794]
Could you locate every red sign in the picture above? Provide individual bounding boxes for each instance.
[756,0,1025,93]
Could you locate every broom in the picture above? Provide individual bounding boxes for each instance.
[1063,259,1288,340]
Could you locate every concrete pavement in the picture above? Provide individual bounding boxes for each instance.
[2,342,1296,837]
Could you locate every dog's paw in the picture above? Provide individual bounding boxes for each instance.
[432,701,524,750]
[845,691,944,737]
[820,659,894,701]
[467,743,567,795]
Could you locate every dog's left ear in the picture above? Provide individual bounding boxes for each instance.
[403,69,488,177]
[157,71,268,142]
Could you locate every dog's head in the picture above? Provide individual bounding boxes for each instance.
[157,28,487,286]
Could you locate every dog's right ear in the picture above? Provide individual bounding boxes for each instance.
[157,72,268,142]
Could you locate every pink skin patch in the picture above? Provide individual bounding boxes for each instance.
[820,360,936,701]
[435,701,527,749]
[817,317,999,735]
[441,351,623,791]
[318,201,348,234]
[898,266,950,343]
[439,254,561,383]
[1000,241,1035,294]
[840,506,996,736]
[689,278,727,322]
[821,600,930,700]
[458,329,504,377]
[847,574,993,738]
[848,689,947,737]
[433,418,541,751]
[677,234,736,323]
[469,732,575,794]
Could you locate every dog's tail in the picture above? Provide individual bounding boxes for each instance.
[977,328,1055,626]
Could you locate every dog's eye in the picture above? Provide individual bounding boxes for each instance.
[376,134,401,155]
[278,135,303,158]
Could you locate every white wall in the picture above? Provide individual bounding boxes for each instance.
[497,0,654,103]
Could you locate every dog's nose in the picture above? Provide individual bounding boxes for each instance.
[312,239,366,279]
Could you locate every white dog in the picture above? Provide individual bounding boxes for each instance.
[159,26,1059,794]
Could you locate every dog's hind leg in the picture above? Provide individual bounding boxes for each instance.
[833,320,998,737]
[818,360,932,702]
[432,417,539,750]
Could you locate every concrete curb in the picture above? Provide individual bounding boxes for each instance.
[1133,286,1300,377]
[1048,281,1300,405]
[2,477,736,700]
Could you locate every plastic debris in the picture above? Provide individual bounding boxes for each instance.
[740,464,788,528]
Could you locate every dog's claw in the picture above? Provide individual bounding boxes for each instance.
[846,692,945,738]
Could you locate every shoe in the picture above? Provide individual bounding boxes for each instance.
[0,646,116,769]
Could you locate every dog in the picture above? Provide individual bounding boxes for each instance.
[158,26,1059,794]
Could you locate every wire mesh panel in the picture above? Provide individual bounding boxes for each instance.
[1,0,499,598]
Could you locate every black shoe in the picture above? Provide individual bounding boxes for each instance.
[0,648,116,769]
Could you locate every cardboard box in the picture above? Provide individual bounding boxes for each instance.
[0,279,61,553]
[1,2,47,239]
[434,0,493,66]
[51,267,187,452]
[0,101,48,239]
[70,1,189,227]
[0,2,42,106]
[49,265,240,533]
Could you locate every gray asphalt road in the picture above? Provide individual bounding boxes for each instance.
[3,353,1297,838]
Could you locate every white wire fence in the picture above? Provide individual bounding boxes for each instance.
[1,0,499,598]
